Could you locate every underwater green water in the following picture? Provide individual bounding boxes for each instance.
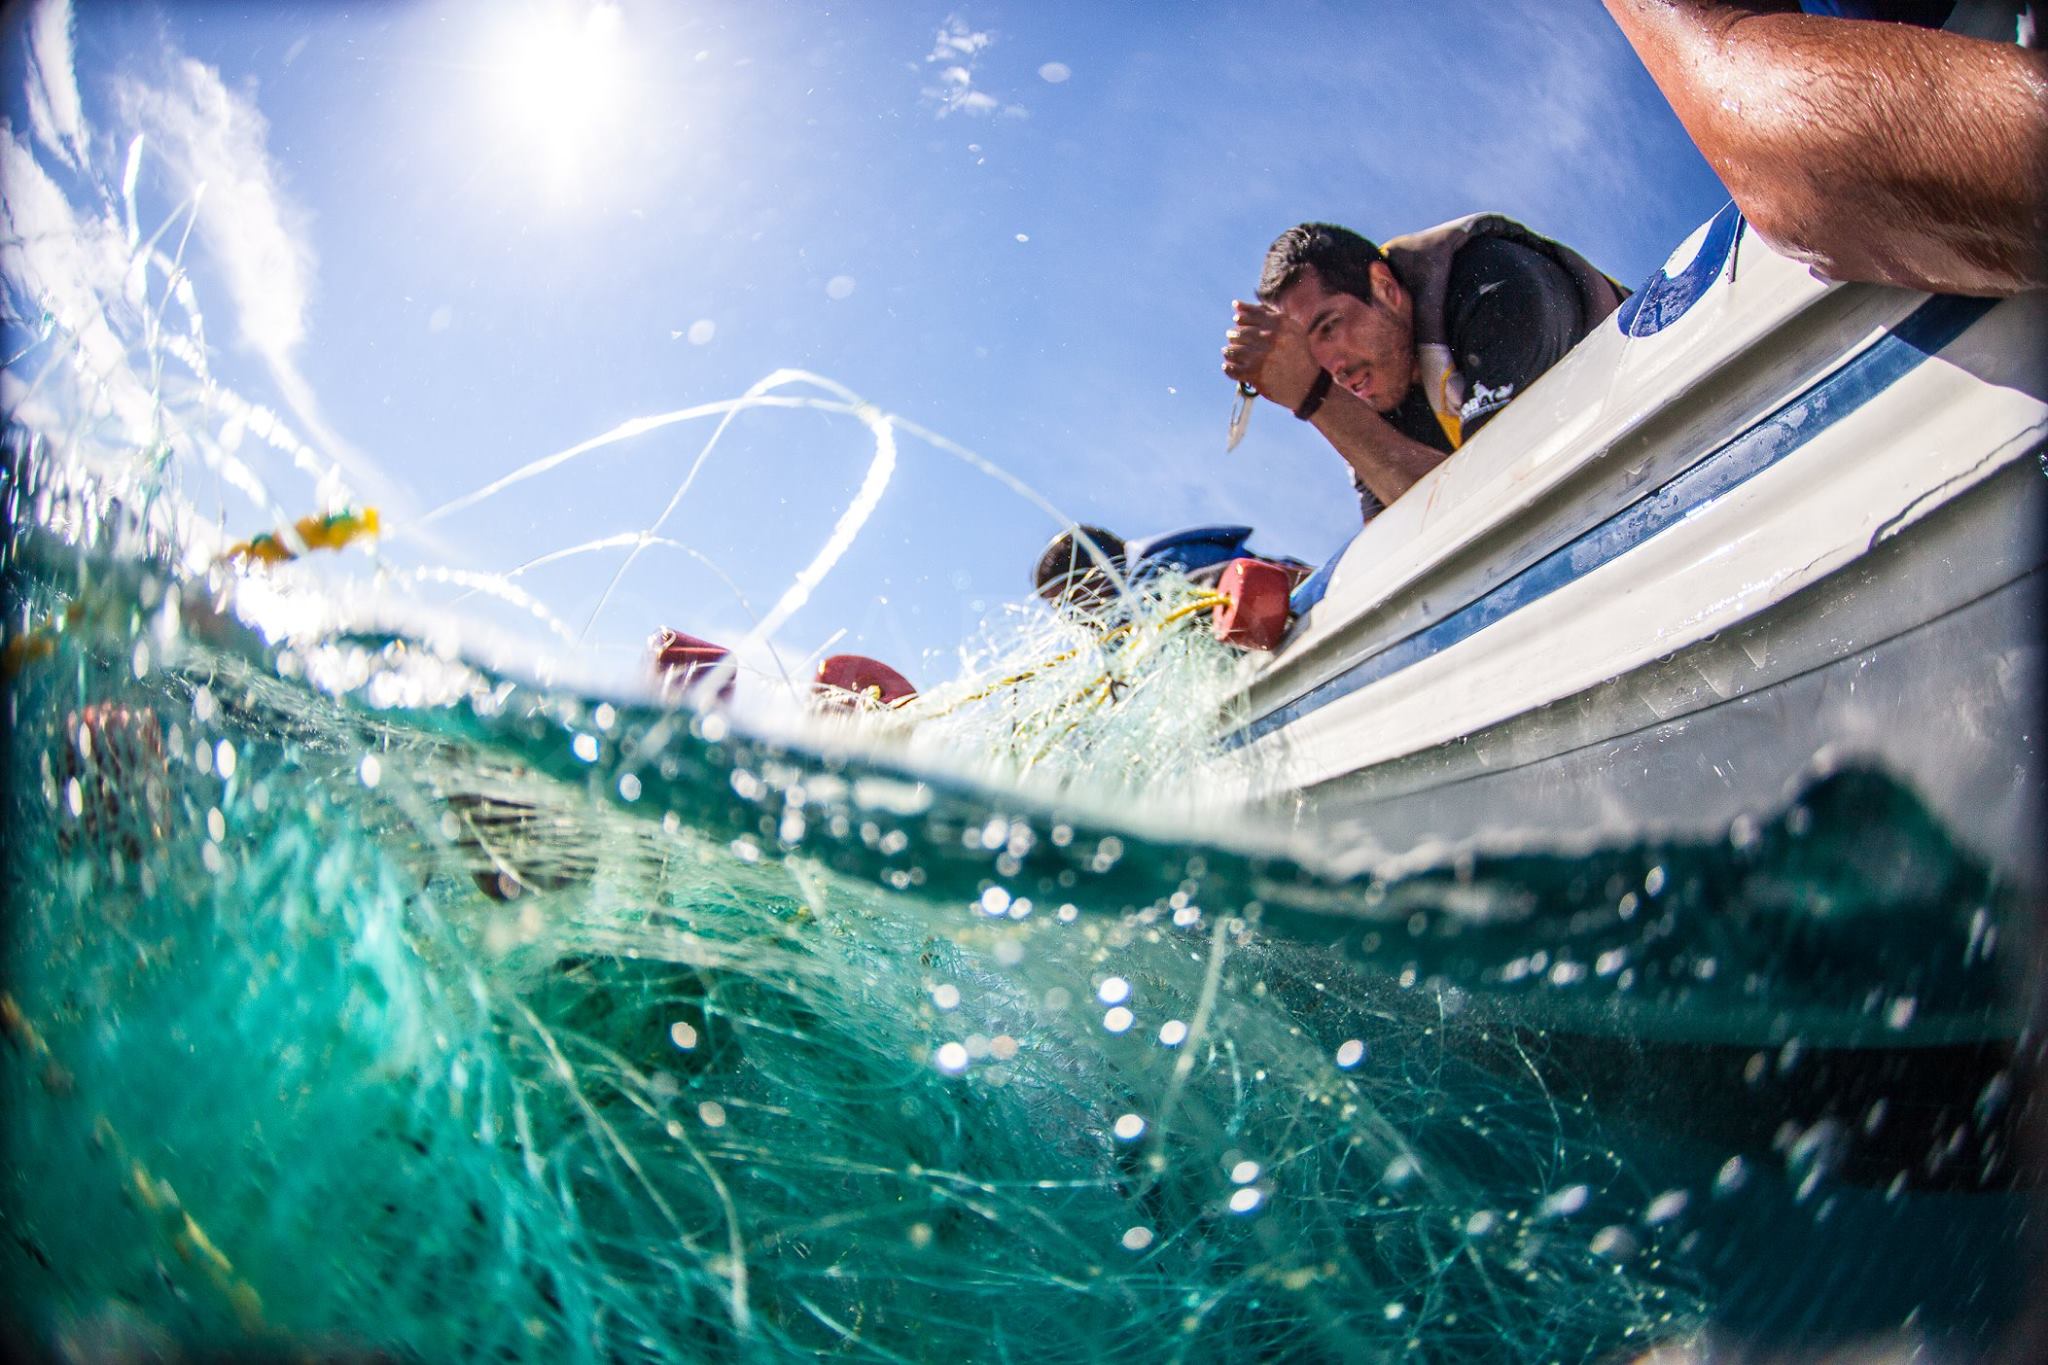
[2,458,2037,1363]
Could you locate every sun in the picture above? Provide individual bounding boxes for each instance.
[481,2,631,200]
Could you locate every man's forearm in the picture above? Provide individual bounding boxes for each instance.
[1604,0,2048,295]
[1308,388,1451,508]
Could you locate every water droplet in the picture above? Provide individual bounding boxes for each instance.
[934,1042,970,1074]
[1121,1225,1154,1251]
[358,754,381,788]
[979,886,1012,916]
[1102,1007,1134,1034]
[1228,1187,1263,1214]
[1591,1225,1638,1260]
[618,773,642,801]
[1645,1190,1689,1224]
[214,739,236,779]
[1158,1019,1188,1047]
[1097,976,1131,1005]
[1335,1038,1365,1068]
[669,1021,699,1050]
[697,1101,727,1128]
[572,733,598,763]
[1113,1113,1146,1141]
[1539,1184,1589,1218]
[931,984,961,1011]
[1230,1160,1260,1185]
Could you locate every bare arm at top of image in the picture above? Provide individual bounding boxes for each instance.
[1604,0,2048,296]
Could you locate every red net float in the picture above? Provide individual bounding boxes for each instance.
[1211,558,1294,651]
[814,653,918,711]
[650,627,736,704]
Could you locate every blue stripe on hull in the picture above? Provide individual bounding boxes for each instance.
[1224,293,1997,752]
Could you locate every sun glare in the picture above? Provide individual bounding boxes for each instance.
[483,2,630,199]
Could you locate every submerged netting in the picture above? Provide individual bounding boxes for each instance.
[3,488,1713,1360]
[10,463,2038,1361]
[2,537,1705,1362]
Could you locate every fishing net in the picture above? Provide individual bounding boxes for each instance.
[3,485,1712,1360]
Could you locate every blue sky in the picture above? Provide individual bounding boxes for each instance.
[3,0,1731,695]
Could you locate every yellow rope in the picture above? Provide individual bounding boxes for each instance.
[1156,593,1229,627]
[1,602,86,680]
[224,507,381,567]
[1,993,269,1334]
[909,593,1229,722]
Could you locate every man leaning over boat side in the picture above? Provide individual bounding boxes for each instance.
[1221,218,1628,522]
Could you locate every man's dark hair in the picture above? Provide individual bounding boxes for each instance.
[1257,223,1386,305]
[1032,525,1126,603]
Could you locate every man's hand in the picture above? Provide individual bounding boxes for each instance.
[1219,298,1447,510]
[1222,301,1324,410]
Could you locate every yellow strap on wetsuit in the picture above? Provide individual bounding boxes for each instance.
[1430,371,1464,449]
[1433,408,1464,450]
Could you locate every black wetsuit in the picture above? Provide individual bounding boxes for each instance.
[1797,0,1955,22]
[1360,236,1590,519]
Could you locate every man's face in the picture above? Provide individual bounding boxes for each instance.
[1275,263,1415,413]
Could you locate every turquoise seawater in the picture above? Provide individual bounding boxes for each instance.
[2,451,2036,1363]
